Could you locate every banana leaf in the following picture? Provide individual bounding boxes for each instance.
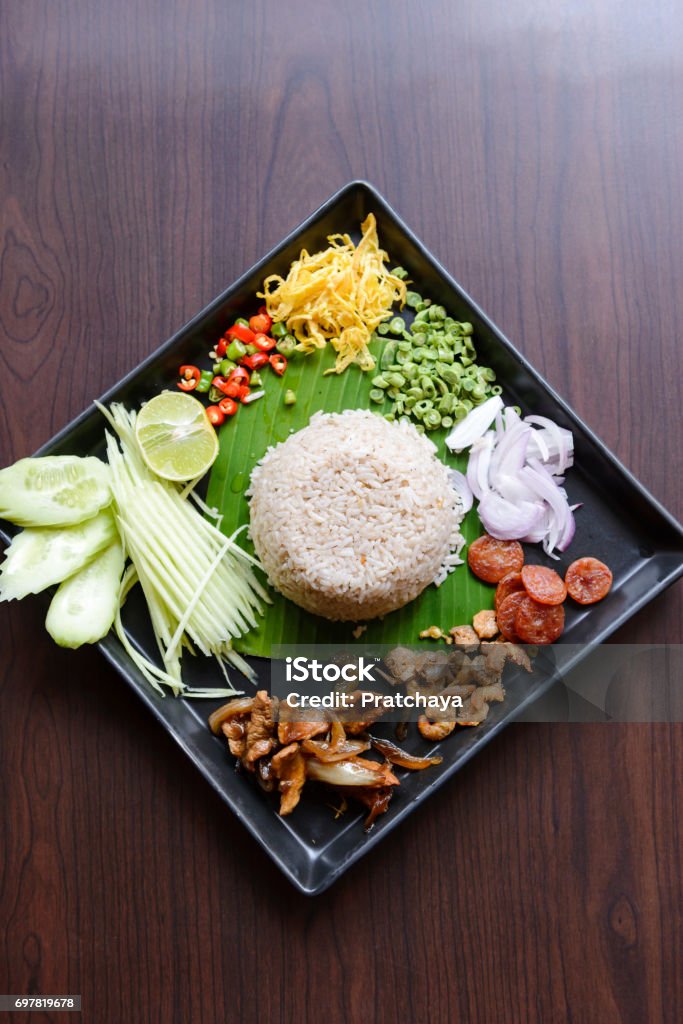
[206,341,491,657]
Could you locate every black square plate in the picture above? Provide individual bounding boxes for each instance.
[2,181,683,894]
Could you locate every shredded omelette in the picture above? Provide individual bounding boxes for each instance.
[260,214,406,374]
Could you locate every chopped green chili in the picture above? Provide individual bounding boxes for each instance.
[226,339,248,361]
[195,370,214,393]
[276,335,297,357]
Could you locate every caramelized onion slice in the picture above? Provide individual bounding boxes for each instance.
[302,736,370,763]
[208,697,255,734]
[306,756,399,788]
[370,735,443,770]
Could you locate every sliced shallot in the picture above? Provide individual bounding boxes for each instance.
[445,395,504,452]
[466,433,495,501]
[477,491,544,541]
[452,403,579,556]
[525,415,574,474]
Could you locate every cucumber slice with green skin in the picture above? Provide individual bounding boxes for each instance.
[0,455,111,527]
[0,508,118,601]
[46,540,126,648]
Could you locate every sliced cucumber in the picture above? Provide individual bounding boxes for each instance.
[0,455,111,527]
[46,540,126,648]
[0,508,118,601]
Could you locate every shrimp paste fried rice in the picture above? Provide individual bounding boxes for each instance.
[247,410,465,622]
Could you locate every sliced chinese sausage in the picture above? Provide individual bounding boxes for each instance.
[496,591,528,642]
[521,565,567,606]
[495,571,525,611]
[467,534,525,584]
[565,557,613,605]
[514,596,565,645]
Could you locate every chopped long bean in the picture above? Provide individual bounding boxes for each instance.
[371,289,496,428]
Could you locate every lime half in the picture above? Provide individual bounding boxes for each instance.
[135,392,219,482]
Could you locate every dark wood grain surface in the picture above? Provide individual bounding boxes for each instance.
[2,1,682,1021]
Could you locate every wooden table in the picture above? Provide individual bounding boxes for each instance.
[2,1,682,1020]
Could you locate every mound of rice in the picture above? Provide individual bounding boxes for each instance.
[247,410,465,622]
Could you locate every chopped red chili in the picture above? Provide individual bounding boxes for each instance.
[178,365,201,391]
[223,380,250,400]
[269,353,287,376]
[249,313,272,334]
[251,333,276,352]
[211,375,231,395]
[228,366,250,385]
[242,352,269,370]
[206,405,225,426]
[218,397,238,417]
[226,323,256,345]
